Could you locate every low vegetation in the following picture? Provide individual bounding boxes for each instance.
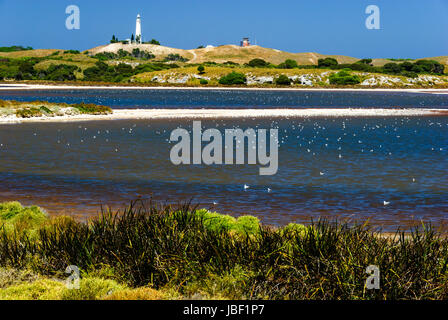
[329,69,361,85]
[1,47,447,88]
[0,46,33,53]
[0,99,112,118]
[218,71,247,85]
[1,200,448,300]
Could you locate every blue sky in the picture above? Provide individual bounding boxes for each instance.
[0,0,447,58]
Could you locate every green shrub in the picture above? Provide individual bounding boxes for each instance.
[248,58,268,68]
[197,65,205,74]
[357,58,373,65]
[0,201,48,235]
[199,79,208,85]
[61,277,125,300]
[402,71,419,78]
[383,63,402,74]
[275,75,291,85]
[218,72,246,85]
[148,39,160,45]
[63,50,80,54]
[277,59,298,69]
[329,69,361,85]
[164,54,188,62]
[44,64,77,81]
[39,106,53,114]
[15,107,43,118]
[195,209,260,234]
[0,279,64,300]
[318,58,338,68]
[72,102,112,115]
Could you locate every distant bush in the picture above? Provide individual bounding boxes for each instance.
[197,65,205,74]
[402,71,419,78]
[318,58,338,68]
[44,64,77,81]
[200,79,208,85]
[331,59,445,77]
[275,74,291,85]
[148,39,160,45]
[248,58,268,68]
[357,58,373,65]
[164,54,188,62]
[0,46,33,52]
[277,59,298,69]
[329,69,361,85]
[383,63,402,74]
[218,72,247,85]
[131,48,155,60]
[223,61,239,66]
[414,60,444,74]
[94,49,155,61]
[63,50,80,54]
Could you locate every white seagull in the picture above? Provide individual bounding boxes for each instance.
[244,184,250,190]
[383,201,390,206]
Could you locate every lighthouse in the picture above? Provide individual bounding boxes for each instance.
[135,14,142,44]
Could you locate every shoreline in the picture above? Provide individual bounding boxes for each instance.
[2,83,448,94]
[1,108,447,123]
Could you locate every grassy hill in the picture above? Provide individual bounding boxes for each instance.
[1,44,447,88]
[0,49,60,58]
[87,43,448,68]
[3,44,447,69]
[88,43,360,65]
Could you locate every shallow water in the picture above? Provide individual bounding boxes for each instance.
[2,88,448,109]
[0,111,447,231]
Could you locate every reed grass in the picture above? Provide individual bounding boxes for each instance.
[1,200,448,300]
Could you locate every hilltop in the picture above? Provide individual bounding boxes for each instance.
[2,43,447,68]
[88,43,359,65]
[87,43,448,67]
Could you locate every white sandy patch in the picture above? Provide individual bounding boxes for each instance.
[0,108,446,124]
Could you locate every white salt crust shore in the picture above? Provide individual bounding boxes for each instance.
[0,108,447,124]
[1,83,448,94]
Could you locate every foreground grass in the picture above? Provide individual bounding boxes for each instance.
[0,99,112,118]
[1,200,448,300]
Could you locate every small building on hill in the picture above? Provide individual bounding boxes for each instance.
[240,37,250,47]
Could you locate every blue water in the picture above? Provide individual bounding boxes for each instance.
[1,88,448,109]
[0,89,447,231]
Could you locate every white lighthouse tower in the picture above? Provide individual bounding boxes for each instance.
[135,14,142,44]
